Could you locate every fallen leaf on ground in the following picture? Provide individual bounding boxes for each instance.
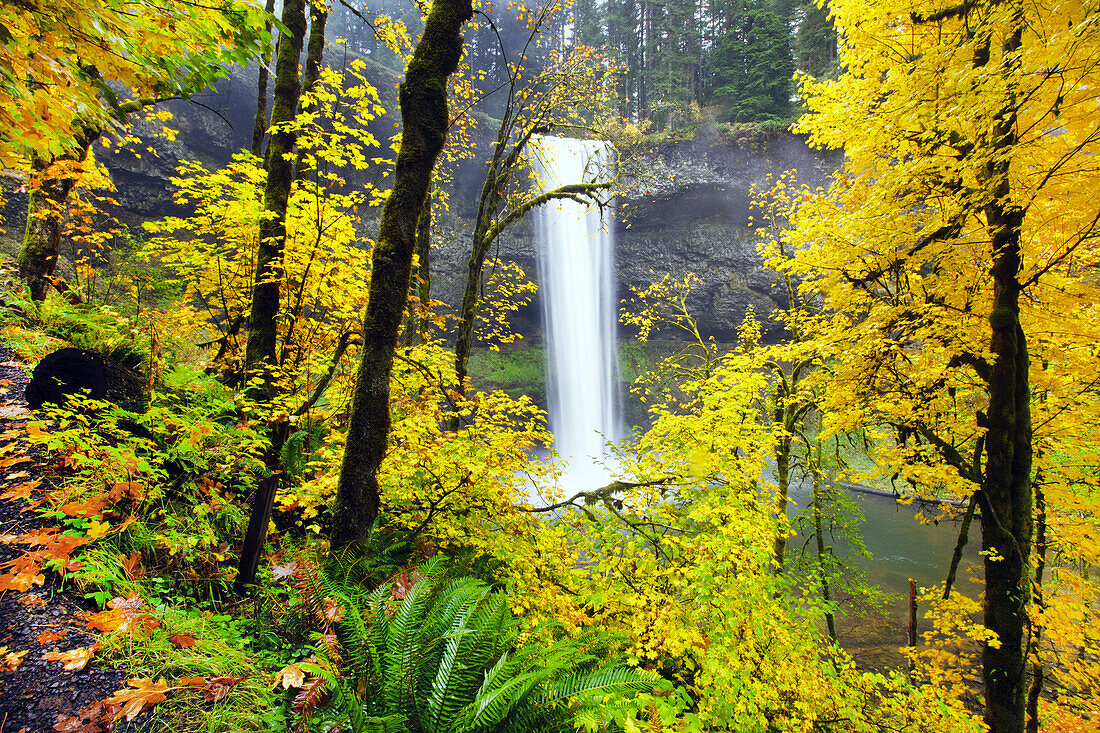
[37,628,68,644]
[0,554,45,592]
[42,644,98,671]
[60,496,109,518]
[0,361,28,369]
[203,675,246,702]
[169,634,196,648]
[1,646,28,671]
[0,479,40,501]
[52,700,121,732]
[106,678,170,721]
[271,561,297,580]
[82,592,159,636]
[120,551,143,580]
[274,662,306,689]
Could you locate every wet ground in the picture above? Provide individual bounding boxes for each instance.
[0,347,140,733]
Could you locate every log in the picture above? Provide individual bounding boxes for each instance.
[23,347,144,412]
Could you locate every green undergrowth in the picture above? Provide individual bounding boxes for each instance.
[466,339,696,400]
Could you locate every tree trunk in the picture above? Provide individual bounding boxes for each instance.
[329,0,474,552]
[403,194,433,347]
[771,421,791,569]
[295,0,329,180]
[243,0,307,391]
[1026,481,1046,733]
[17,107,146,302]
[979,15,1033,733]
[18,159,76,302]
[250,0,277,158]
[453,201,501,398]
[235,0,312,594]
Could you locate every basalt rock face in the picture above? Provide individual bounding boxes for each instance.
[432,131,839,342]
[615,131,840,341]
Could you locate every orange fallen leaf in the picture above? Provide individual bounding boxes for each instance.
[37,629,68,644]
[0,554,45,592]
[17,593,47,608]
[169,634,197,648]
[120,551,143,580]
[42,644,97,671]
[1,646,28,671]
[0,479,41,501]
[203,675,246,702]
[108,481,144,503]
[60,496,109,518]
[82,592,159,637]
[106,678,169,721]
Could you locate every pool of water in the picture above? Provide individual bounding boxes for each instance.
[788,482,984,669]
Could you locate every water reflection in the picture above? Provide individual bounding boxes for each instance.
[788,482,984,669]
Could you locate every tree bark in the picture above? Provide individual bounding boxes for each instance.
[978,14,1033,733]
[295,0,329,180]
[250,0,277,158]
[329,0,474,551]
[243,0,307,391]
[1026,481,1046,733]
[18,99,153,302]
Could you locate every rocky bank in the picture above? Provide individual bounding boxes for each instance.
[431,128,839,341]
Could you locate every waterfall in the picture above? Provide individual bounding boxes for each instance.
[532,136,621,490]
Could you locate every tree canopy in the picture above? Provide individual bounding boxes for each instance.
[0,0,270,165]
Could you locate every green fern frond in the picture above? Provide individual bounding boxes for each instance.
[303,554,652,733]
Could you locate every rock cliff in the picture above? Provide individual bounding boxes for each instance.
[433,130,839,341]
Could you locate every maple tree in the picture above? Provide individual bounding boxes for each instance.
[0,0,269,166]
[330,0,475,550]
[4,0,271,301]
[782,0,1100,730]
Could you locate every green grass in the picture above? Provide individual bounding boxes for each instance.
[467,345,546,394]
[466,340,692,399]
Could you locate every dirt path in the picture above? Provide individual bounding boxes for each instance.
[0,348,139,733]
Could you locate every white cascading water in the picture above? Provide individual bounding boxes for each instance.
[532,136,621,490]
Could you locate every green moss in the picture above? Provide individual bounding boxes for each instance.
[466,340,693,399]
[467,345,545,394]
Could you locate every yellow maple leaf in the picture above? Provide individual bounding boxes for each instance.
[42,644,97,671]
[106,678,169,721]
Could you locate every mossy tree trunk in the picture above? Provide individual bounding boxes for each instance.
[294,0,329,181]
[17,99,153,302]
[977,14,1033,733]
[329,0,474,551]
[18,156,80,302]
[234,0,309,595]
[242,0,306,392]
[250,0,277,158]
